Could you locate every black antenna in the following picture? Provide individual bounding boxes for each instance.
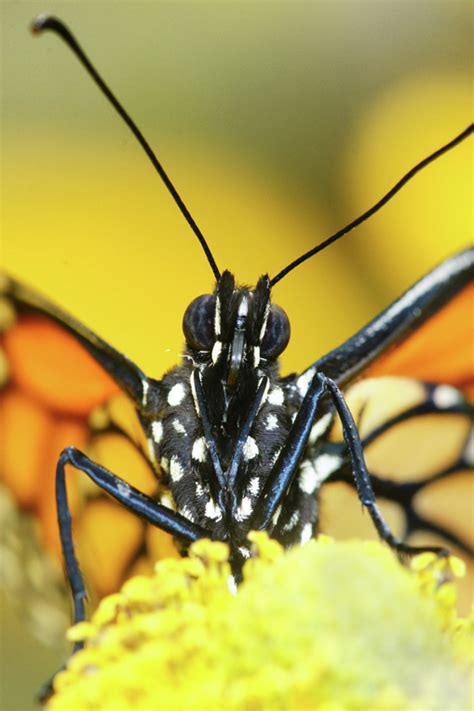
[270,123,473,287]
[31,14,221,282]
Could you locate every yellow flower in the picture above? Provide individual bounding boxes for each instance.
[48,536,472,711]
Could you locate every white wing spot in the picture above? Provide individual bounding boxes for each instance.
[297,368,316,397]
[266,413,278,431]
[168,382,186,406]
[432,385,462,409]
[172,418,186,435]
[299,460,320,495]
[170,456,184,482]
[151,421,163,443]
[243,436,259,460]
[192,437,207,462]
[268,387,284,406]
[300,523,313,545]
[205,499,222,521]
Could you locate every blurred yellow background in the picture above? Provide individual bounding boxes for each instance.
[1,1,472,708]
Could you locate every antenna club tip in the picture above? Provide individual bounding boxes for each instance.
[30,14,61,36]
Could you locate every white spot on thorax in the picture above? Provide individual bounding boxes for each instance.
[249,477,260,496]
[266,413,278,431]
[268,386,284,406]
[243,436,259,461]
[180,506,195,522]
[313,453,342,483]
[297,367,316,398]
[282,510,299,532]
[300,523,313,545]
[235,496,252,521]
[168,382,186,406]
[192,437,207,462]
[172,419,186,435]
[151,421,163,443]
[298,460,320,495]
[170,456,184,482]
[432,384,462,409]
[309,412,333,445]
[205,499,222,521]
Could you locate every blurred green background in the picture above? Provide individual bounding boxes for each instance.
[1,1,472,708]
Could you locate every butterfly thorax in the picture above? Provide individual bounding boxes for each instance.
[140,271,318,549]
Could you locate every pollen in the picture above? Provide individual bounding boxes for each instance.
[47,536,472,711]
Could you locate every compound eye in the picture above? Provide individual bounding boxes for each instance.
[261,304,290,359]
[182,294,215,350]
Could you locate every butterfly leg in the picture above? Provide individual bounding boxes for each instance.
[38,447,210,701]
[324,377,450,558]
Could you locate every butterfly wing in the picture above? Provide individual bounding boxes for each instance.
[308,249,473,611]
[0,277,178,640]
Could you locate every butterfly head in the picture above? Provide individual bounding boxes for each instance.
[182,271,290,388]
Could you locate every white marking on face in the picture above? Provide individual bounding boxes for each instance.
[168,382,186,406]
[214,295,221,336]
[160,457,169,474]
[432,384,462,409]
[192,437,207,462]
[298,460,320,495]
[180,506,195,522]
[235,496,252,521]
[297,367,316,398]
[249,477,260,496]
[170,456,184,482]
[205,499,222,521]
[172,419,186,435]
[309,413,333,445]
[151,421,163,443]
[243,436,259,461]
[259,302,270,342]
[300,523,313,545]
[238,296,249,317]
[282,510,299,532]
[313,453,342,483]
[253,345,260,367]
[212,340,222,364]
[117,481,131,499]
[141,378,149,407]
[268,386,284,406]
[266,413,278,431]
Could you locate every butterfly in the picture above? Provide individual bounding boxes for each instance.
[0,15,473,682]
